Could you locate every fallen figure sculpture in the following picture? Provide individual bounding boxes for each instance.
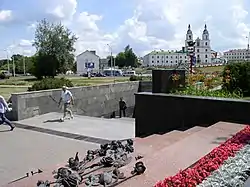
[67,140,134,172]
[36,139,144,187]
[37,162,146,187]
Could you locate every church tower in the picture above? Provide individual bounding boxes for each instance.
[202,24,210,47]
[185,24,193,49]
[201,24,211,63]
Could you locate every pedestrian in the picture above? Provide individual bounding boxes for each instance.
[0,95,15,131]
[119,97,127,118]
[58,86,74,122]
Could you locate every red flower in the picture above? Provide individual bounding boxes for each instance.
[154,126,250,187]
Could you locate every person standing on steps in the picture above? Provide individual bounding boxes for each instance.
[58,86,74,122]
[0,95,15,131]
[119,97,127,118]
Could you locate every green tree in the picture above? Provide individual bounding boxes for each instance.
[115,45,138,68]
[115,52,126,67]
[107,55,115,67]
[33,19,77,78]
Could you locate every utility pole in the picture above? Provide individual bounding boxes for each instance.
[246,32,250,61]
[248,32,250,51]
[4,50,10,73]
[12,55,15,77]
[22,50,26,75]
[107,44,113,77]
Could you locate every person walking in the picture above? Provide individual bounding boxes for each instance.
[0,95,15,131]
[58,86,74,122]
[119,97,127,118]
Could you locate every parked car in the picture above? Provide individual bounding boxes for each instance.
[95,72,106,77]
[80,73,95,77]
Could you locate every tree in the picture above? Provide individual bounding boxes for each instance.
[115,45,138,68]
[33,19,77,78]
[107,55,115,67]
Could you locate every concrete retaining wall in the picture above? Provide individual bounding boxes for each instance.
[11,82,140,120]
[135,92,250,137]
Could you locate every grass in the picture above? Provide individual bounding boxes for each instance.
[195,65,225,73]
[0,76,130,99]
[0,86,29,100]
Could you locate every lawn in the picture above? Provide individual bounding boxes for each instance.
[0,76,129,99]
[195,65,225,73]
[0,86,29,100]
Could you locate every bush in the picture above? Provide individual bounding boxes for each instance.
[129,75,142,81]
[171,86,242,99]
[0,72,10,79]
[28,78,74,91]
[222,62,250,96]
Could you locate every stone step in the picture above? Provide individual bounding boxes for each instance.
[6,122,245,187]
[134,131,184,156]
[184,126,205,134]
[135,128,201,156]
[116,121,246,186]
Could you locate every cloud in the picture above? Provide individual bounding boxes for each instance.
[45,0,77,20]
[0,10,12,22]
[71,0,250,58]
[2,0,250,60]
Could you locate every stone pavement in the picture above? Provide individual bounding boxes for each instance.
[14,112,135,143]
[0,126,99,186]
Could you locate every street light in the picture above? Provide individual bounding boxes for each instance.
[246,32,250,61]
[107,44,113,77]
[21,49,26,75]
[3,49,10,74]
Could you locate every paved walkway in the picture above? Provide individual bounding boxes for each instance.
[14,112,135,142]
[0,126,99,186]
[0,112,135,185]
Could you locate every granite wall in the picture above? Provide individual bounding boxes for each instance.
[135,92,250,137]
[11,81,141,120]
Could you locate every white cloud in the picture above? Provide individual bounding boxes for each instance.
[3,0,250,60]
[0,10,12,22]
[71,0,250,58]
[45,0,77,20]
[19,39,33,47]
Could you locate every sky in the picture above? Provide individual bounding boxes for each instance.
[0,0,250,59]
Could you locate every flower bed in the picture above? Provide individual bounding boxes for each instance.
[154,126,250,187]
[198,144,250,186]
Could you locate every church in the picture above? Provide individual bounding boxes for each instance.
[185,24,212,64]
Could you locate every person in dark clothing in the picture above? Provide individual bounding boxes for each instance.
[119,97,127,118]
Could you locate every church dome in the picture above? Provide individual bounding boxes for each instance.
[203,24,209,34]
[187,24,192,34]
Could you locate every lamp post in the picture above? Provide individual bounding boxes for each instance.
[247,32,250,61]
[107,44,113,77]
[4,49,10,74]
[22,49,26,75]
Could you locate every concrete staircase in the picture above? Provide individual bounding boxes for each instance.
[5,122,246,187]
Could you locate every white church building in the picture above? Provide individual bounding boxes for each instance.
[185,24,212,64]
[143,24,215,67]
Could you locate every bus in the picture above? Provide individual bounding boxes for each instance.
[103,69,123,76]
